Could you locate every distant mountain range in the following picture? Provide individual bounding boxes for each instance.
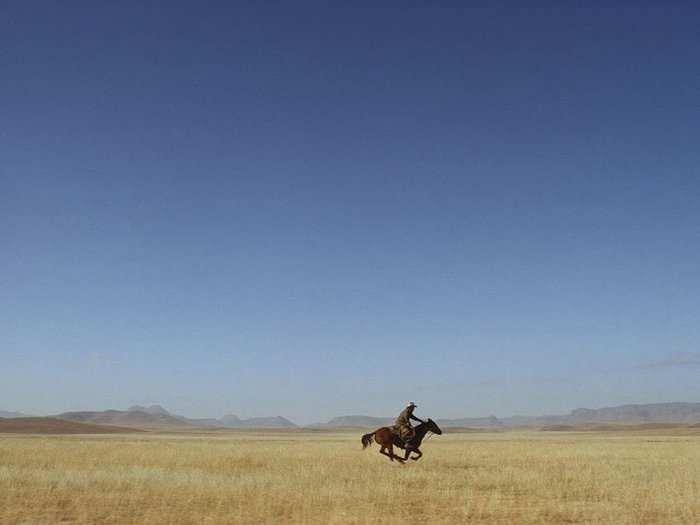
[218,414,297,428]
[321,415,506,428]
[0,410,31,418]
[0,417,140,434]
[499,402,700,427]
[322,402,700,428]
[128,405,171,416]
[5,402,700,430]
[322,415,504,428]
[55,406,297,429]
[57,409,190,429]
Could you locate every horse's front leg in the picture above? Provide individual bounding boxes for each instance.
[411,448,423,461]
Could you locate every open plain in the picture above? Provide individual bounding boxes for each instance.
[1,428,699,524]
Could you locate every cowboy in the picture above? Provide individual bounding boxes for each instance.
[394,402,425,448]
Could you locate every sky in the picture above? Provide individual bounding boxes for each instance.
[2,3,700,424]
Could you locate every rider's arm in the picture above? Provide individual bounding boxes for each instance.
[410,414,425,424]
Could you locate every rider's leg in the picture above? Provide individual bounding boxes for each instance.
[403,427,416,449]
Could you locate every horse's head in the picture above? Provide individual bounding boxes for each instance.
[426,418,443,435]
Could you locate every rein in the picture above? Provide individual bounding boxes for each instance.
[418,421,435,442]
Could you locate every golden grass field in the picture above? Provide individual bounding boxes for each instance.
[2,428,699,524]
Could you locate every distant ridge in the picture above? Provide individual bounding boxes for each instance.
[0,417,141,434]
[9,401,699,430]
[128,405,171,416]
[540,423,695,432]
[0,410,31,418]
[322,402,700,428]
[438,416,503,429]
[54,407,298,430]
[505,402,700,427]
[220,414,242,427]
[233,416,296,428]
[321,415,503,429]
[57,410,193,429]
[566,403,700,424]
[219,414,297,428]
[124,406,297,428]
[325,415,392,428]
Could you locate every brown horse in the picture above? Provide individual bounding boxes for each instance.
[361,418,442,462]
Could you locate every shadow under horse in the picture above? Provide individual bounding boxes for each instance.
[361,419,442,462]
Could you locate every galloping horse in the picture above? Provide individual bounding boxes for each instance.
[361,418,442,462]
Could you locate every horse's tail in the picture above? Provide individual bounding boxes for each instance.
[361,431,375,449]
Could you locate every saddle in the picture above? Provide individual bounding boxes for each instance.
[390,425,414,447]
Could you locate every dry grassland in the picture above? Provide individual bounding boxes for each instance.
[1,429,699,524]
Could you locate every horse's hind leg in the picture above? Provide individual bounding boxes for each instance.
[388,444,404,463]
[379,446,394,461]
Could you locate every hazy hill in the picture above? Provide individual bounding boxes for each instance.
[567,402,700,424]
[502,403,700,426]
[186,418,225,428]
[325,415,393,427]
[240,416,296,428]
[323,402,700,428]
[122,406,297,428]
[499,415,569,427]
[322,415,503,429]
[0,417,140,434]
[54,407,297,429]
[499,403,700,427]
[219,414,242,427]
[216,414,297,428]
[439,416,503,428]
[0,410,31,418]
[127,406,225,428]
[57,410,193,429]
[16,401,700,431]
[220,415,297,428]
[128,405,171,416]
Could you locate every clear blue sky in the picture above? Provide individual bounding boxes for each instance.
[3,3,700,424]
